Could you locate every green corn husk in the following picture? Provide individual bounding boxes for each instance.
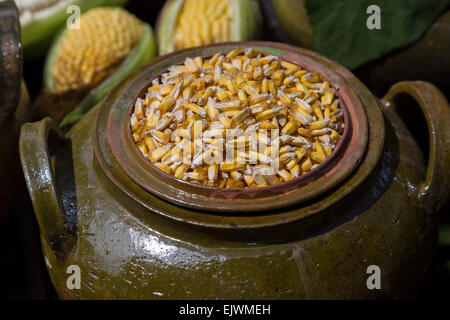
[34,7,156,128]
[271,0,315,49]
[59,24,156,127]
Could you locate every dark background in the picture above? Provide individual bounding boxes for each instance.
[1,0,449,299]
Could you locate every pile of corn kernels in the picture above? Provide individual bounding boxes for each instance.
[130,48,344,188]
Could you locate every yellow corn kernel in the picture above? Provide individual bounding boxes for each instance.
[230,170,243,181]
[296,82,310,96]
[226,48,242,59]
[209,52,222,66]
[255,109,277,121]
[291,110,312,126]
[281,61,300,71]
[150,130,170,144]
[219,113,232,129]
[259,56,273,65]
[315,141,327,161]
[130,114,139,132]
[279,93,293,105]
[310,128,331,136]
[145,111,160,130]
[301,73,321,83]
[324,106,331,119]
[185,102,206,116]
[297,127,312,137]
[208,164,219,181]
[323,144,333,157]
[183,87,193,100]
[243,174,255,186]
[309,119,329,130]
[249,94,270,105]
[264,174,281,185]
[331,110,343,122]
[184,172,206,180]
[296,98,313,113]
[308,151,324,163]
[261,79,269,94]
[225,179,245,188]
[294,70,307,79]
[147,85,160,92]
[295,148,307,161]
[300,157,312,172]
[253,66,263,80]
[149,144,172,163]
[235,75,245,86]
[144,135,158,152]
[174,164,189,179]
[330,129,340,143]
[243,84,258,96]
[313,102,324,120]
[330,99,339,111]
[237,89,248,106]
[206,101,219,121]
[266,61,279,74]
[281,120,298,135]
[232,107,251,126]
[221,163,244,172]
[217,89,229,102]
[272,70,284,86]
[278,169,293,181]
[156,163,172,174]
[160,85,173,96]
[226,79,237,94]
[321,88,335,106]
[321,81,330,90]
[290,164,300,177]
[284,158,298,171]
[137,142,148,156]
[159,97,175,112]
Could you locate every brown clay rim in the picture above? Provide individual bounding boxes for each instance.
[125,56,350,191]
[94,42,369,213]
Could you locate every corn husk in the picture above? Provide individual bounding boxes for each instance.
[270,0,315,49]
[16,0,128,59]
[36,7,156,127]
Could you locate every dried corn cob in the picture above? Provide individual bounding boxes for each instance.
[157,0,262,54]
[48,7,142,94]
[44,7,157,127]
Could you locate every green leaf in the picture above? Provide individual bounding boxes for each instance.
[304,0,449,70]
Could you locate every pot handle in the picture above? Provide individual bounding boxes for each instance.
[19,117,71,252]
[381,81,450,212]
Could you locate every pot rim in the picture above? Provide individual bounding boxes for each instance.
[95,42,368,213]
[123,55,353,193]
[92,41,384,230]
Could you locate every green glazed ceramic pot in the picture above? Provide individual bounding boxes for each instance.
[0,0,30,223]
[20,42,450,299]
